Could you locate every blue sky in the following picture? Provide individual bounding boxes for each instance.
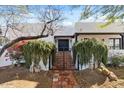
[26,5,105,25]
[0,5,106,26]
[26,5,83,25]
[0,5,83,26]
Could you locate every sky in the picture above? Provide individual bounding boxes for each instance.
[26,5,106,26]
[26,5,82,26]
[0,5,113,26]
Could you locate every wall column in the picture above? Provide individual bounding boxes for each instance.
[120,34,124,49]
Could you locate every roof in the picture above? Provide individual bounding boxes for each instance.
[54,35,74,38]
[54,25,75,36]
[75,22,124,34]
[2,22,124,40]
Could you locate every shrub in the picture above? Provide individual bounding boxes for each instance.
[111,55,124,67]
[120,56,124,62]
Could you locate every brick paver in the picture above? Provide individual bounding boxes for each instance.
[52,70,79,88]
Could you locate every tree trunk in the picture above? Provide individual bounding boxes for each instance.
[0,35,48,57]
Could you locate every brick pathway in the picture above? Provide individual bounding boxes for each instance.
[52,70,79,88]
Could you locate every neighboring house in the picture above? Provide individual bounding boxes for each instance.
[0,22,124,70]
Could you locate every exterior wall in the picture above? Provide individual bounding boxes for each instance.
[108,50,124,66]
[39,59,50,71]
[75,34,123,70]
[77,34,121,42]
[77,34,121,49]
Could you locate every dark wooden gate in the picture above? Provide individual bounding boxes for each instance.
[51,51,76,70]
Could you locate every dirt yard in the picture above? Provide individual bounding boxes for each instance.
[74,67,124,88]
[0,66,53,88]
[0,66,124,88]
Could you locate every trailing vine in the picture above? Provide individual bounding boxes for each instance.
[74,38,108,68]
[22,40,55,68]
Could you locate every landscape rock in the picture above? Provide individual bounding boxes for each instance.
[100,66,110,75]
[98,66,118,81]
[108,72,118,81]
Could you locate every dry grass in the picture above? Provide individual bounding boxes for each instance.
[0,66,53,88]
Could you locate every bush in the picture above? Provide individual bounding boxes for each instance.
[120,56,124,62]
[111,55,124,67]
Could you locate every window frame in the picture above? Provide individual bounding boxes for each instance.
[109,38,121,49]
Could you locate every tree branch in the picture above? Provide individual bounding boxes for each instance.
[0,34,48,57]
[40,16,61,35]
[0,6,62,57]
[0,15,59,57]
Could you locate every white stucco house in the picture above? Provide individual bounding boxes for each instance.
[0,22,124,70]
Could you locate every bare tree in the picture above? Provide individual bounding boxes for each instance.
[38,6,63,35]
[0,6,63,57]
[0,6,27,38]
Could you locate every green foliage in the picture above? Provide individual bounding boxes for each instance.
[72,5,124,27]
[111,55,124,67]
[111,56,121,67]
[74,39,94,65]
[93,41,108,65]
[74,39,108,67]
[22,40,55,68]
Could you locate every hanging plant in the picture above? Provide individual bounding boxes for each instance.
[22,40,55,69]
[74,39,94,66]
[74,38,108,68]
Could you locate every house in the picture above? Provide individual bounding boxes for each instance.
[51,22,124,70]
[0,22,124,70]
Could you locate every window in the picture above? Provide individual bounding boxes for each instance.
[84,38,88,40]
[102,39,105,42]
[109,39,114,49]
[115,39,120,49]
[108,38,121,49]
